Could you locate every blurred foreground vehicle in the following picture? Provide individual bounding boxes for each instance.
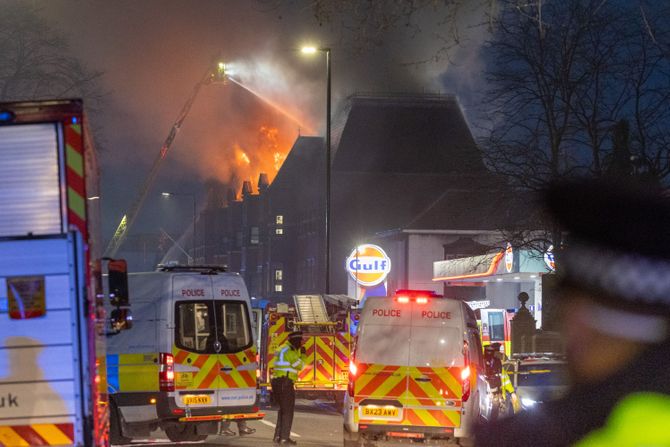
[0,99,131,447]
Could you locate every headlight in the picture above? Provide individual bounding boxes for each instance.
[521,397,537,408]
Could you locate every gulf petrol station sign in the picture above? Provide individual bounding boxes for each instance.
[346,244,392,287]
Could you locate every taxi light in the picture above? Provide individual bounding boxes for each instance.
[415,297,428,304]
[396,296,410,304]
[461,365,471,381]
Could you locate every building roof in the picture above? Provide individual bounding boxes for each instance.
[269,136,325,205]
[332,94,486,175]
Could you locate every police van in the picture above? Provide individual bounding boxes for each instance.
[343,290,487,446]
[106,266,263,443]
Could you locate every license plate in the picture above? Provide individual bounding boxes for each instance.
[182,395,211,405]
[361,405,400,418]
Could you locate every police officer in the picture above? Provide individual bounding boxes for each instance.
[271,331,307,445]
[476,178,670,446]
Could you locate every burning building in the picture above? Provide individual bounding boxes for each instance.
[198,93,538,311]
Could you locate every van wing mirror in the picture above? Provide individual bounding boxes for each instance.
[101,258,132,334]
[108,259,129,306]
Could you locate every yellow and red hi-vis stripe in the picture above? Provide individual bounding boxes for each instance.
[64,123,87,240]
[353,363,462,428]
[333,330,351,379]
[173,347,257,390]
[0,423,74,447]
[297,337,315,382]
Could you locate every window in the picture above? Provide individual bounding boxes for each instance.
[276,215,284,225]
[275,228,284,235]
[275,269,283,281]
[275,284,283,292]
[175,300,252,353]
[488,311,505,342]
[250,226,259,244]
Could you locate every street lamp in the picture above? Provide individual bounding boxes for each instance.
[162,192,197,265]
[301,45,332,294]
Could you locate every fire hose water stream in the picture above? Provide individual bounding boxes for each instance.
[227,76,316,135]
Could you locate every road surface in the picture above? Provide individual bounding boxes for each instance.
[117,400,343,447]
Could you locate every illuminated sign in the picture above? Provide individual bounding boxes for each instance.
[505,243,514,273]
[544,245,556,271]
[466,300,491,310]
[7,276,46,319]
[346,244,392,287]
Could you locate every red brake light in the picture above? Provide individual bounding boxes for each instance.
[396,296,410,303]
[461,365,471,381]
[159,353,175,392]
[415,297,428,304]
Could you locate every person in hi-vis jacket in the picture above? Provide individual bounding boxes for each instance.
[271,331,307,445]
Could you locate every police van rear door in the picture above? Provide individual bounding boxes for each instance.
[406,297,465,429]
[172,274,256,410]
[353,296,410,426]
[212,275,256,408]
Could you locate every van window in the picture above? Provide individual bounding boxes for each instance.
[356,324,410,365]
[175,300,252,354]
[488,311,505,342]
[409,327,464,367]
[176,302,211,352]
[219,301,251,351]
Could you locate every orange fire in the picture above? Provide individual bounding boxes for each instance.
[224,125,293,195]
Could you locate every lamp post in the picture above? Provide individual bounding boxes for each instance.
[162,192,197,265]
[301,45,332,294]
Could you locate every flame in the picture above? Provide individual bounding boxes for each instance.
[221,125,292,195]
[274,152,287,171]
[234,145,251,165]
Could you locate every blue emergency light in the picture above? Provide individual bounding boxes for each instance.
[0,110,15,123]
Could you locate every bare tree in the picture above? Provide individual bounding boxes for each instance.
[480,0,670,249]
[481,0,670,189]
[0,2,104,110]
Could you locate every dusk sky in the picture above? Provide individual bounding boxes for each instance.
[32,1,484,245]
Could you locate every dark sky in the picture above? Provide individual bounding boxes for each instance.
[34,1,485,247]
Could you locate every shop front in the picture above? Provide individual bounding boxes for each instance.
[433,244,554,328]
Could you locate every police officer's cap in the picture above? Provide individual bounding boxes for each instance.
[545,178,670,315]
[288,331,303,340]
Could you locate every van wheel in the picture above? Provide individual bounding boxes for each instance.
[109,402,132,445]
[165,424,207,442]
[343,428,361,447]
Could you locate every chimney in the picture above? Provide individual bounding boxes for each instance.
[258,173,269,194]
[241,180,253,198]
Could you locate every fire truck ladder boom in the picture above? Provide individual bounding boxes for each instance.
[104,62,226,257]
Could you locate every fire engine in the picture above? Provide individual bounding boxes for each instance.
[259,295,358,407]
[479,308,514,358]
[0,100,131,447]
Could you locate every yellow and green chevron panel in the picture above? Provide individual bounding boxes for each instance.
[107,353,160,393]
